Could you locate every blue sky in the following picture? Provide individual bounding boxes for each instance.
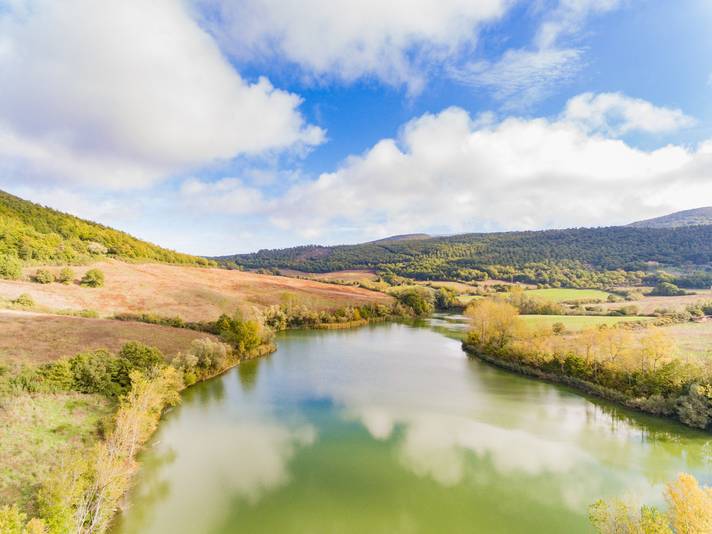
[0,0,711,255]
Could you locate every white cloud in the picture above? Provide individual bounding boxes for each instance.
[0,0,323,189]
[459,0,622,107]
[263,102,711,240]
[563,92,696,135]
[199,0,511,92]
[450,48,582,107]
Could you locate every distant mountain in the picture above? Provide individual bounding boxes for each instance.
[629,207,712,229]
[369,233,431,244]
[0,190,211,266]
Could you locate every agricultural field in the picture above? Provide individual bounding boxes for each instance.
[520,314,652,331]
[602,288,712,315]
[0,310,220,364]
[0,260,393,322]
[643,320,712,361]
[523,288,612,303]
[282,269,379,283]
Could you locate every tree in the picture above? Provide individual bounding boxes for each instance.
[650,282,686,297]
[393,287,434,316]
[639,328,675,372]
[80,268,105,288]
[465,299,521,349]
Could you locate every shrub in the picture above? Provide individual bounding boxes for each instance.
[13,293,34,307]
[0,255,22,280]
[80,268,105,288]
[119,341,164,371]
[57,267,75,284]
[650,282,686,297]
[33,269,55,284]
[392,287,434,316]
[69,350,121,397]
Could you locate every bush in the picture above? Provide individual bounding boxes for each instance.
[393,287,434,316]
[80,268,105,288]
[13,293,34,307]
[69,350,121,397]
[57,267,75,284]
[0,255,22,280]
[33,269,55,284]
[118,341,164,371]
[650,282,686,297]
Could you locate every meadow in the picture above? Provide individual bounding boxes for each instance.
[523,288,612,302]
[519,314,651,331]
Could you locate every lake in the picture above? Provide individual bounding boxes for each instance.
[113,316,711,533]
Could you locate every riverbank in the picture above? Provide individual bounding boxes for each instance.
[462,340,712,432]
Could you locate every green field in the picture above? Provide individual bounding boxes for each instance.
[521,314,650,331]
[523,288,612,303]
[457,294,482,305]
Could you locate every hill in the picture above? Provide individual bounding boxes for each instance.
[0,260,393,322]
[369,233,432,244]
[0,189,210,267]
[220,226,712,288]
[629,207,712,228]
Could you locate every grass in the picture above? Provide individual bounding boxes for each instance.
[0,260,392,322]
[524,288,612,303]
[520,314,651,331]
[0,392,113,513]
[639,320,712,361]
[0,312,220,364]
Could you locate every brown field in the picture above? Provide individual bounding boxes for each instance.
[0,310,219,364]
[0,261,392,322]
[415,280,480,293]
[280,269,379,282]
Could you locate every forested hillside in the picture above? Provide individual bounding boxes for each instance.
[220,226,712,288]
[0,190,211,266]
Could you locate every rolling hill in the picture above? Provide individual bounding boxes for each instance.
[629,207,712,228]
[0,189,211,266]
[219,225,712,288]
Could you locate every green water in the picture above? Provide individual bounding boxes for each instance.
[114,317,711,534]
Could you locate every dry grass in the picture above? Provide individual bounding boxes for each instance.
[0,310,219,364]
[280,269,379,282]
[639,320,712,361]
[601,289,712,315]
[0,260,392,322]
[0,392,112,512]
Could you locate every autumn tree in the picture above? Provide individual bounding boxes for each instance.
[465,299,521,349]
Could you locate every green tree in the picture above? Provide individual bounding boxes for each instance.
[33,269,54,284]
[57,267,75,284]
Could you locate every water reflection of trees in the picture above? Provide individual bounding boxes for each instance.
[238,358,261,392]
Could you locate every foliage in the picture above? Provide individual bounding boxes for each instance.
[463,299,712,430]
[57,267,74,284]
[0,189,212,266]
[589,473,712,534]
[390,287,434,316]
[434,287,459,310]
[0,254,22,280]
[13,293,34,308]
[215,314,267,355]
[221,225,712,289]
[650,282,687,297]
[33,269,54,284]
[80,269,105,288]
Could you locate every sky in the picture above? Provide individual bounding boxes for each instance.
[0,0,711,255]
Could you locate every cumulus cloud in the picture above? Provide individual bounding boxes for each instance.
[198,0,510,92]
[0,0,323,189]
[179,177,266,215]
[457,0,622,107]
[262,99,710,240]
[563,92,696,135]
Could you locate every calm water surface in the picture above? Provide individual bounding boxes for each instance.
[114,316,711,533]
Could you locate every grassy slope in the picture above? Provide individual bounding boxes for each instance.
[0,189,209,266]
[0,393,113,513]
[0,261,393,322]
[0,310,220,364]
